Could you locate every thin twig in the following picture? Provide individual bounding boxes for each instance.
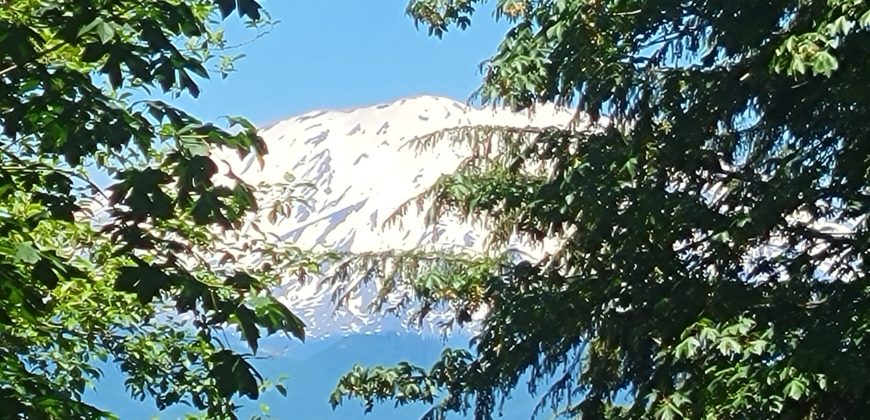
[0,149,110,200]
[0,42,65,77]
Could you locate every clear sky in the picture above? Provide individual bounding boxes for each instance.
[174,0,509,126]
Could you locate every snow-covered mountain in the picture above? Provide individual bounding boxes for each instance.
[211,95,577,338]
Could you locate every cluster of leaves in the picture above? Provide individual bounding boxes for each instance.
[0,1,311,418]
[334,0,870,418]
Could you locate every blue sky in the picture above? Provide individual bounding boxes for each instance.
[88,2,540,419]
[175,0,509,126]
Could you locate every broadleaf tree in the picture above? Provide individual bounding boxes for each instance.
[0,1,315,418]
[333,0,870,418]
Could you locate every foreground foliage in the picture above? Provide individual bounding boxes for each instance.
[334,0,870,418]
[0,1,311,418]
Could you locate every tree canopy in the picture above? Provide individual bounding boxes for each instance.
[0,1,312,418]
[333,0,870,418]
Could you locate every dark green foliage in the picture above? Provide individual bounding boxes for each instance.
[0,1,305,418]
[334,0,870,418]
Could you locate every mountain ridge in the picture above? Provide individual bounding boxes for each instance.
[212,95,579,339]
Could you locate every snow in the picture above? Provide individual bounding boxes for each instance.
[212,95,577,338]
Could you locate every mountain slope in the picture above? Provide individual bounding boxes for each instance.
[212,96,577,338]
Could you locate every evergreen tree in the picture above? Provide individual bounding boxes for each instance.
[333,0,870,418]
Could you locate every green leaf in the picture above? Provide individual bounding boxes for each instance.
[14,242,40,264]
[622,156,637,178]
[233,305,261,353]
[238,0,263,20]
[716,336,741,356]
[232,183,258,213]
[217,0,236,18]
[76,17,104,38]
[114,264,172,304]
[833,16,854,36]
[191,192,220,225]
[180,137,210,157]
[253,296,306,342]
[210,350,262,399]
[675,336,700,360]
[712,231,731,242]
[275,383,288,397]
[32,258,59,289]
[225,272,256,290]
[792,58,807,75]
[784,378,807,400]
[812,51,839,77]
[95,20,115,44]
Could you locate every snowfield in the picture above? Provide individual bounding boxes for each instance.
[211,95,577,338]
